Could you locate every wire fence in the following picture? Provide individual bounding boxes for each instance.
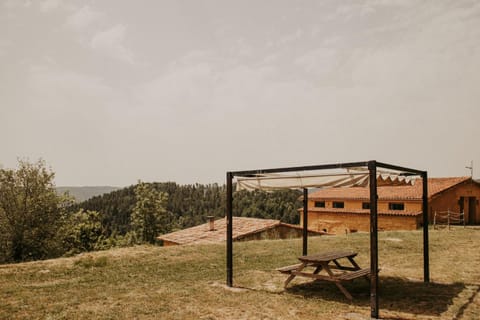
[433,210,465,230]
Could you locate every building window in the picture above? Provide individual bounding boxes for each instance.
[389,202,405,211]
[314,201,325,208]
[333,201,344,208]
[362,202,370,209]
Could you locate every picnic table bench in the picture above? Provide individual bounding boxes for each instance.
[277,250,370,300]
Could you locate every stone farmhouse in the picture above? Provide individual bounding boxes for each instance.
[301,177,480,234]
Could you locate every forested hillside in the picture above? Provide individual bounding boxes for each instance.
[56,186,120,202]
[1,159,302,263]
[74,183,302,236]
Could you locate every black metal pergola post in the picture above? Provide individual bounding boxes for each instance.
[225,160,429,319]
[226,172,233,287]
[422,171,430,283]
[303,188,308,256]
[368,160,379,318]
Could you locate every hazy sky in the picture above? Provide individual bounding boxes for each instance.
[1,0,479,186]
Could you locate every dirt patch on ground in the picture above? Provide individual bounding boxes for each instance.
[383,237,403,242]
[210,281,249,293]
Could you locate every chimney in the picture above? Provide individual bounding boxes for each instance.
[207,216,215,231]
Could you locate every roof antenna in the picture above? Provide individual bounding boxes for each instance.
[465,160,473,178]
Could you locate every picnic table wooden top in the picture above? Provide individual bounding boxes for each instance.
[279,250,369,299]
[298,251,358,263]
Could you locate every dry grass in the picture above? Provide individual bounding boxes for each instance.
[1,227,479,319]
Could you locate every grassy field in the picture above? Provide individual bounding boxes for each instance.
[1,227,479,319]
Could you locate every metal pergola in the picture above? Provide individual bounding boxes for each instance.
[226,160,429,319]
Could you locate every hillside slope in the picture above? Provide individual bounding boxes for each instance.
[1,228,479,319]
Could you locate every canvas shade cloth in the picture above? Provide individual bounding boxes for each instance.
[236,169,417,192]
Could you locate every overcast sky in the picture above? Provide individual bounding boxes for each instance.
[1,0,479,186]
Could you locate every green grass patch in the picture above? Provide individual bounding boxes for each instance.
[0,227,479,319]
[74,256,108,268]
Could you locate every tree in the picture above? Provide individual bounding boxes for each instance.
[75,182,301,234]
[0,159,70,262]
[62,209,104,254]
[131,181,171,244]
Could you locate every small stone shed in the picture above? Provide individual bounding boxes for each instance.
[157,216,325,246]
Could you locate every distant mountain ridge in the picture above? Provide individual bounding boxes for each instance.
[56,186,121,202]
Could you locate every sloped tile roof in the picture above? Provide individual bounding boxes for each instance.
[157,217,323,245]
[309,177,471,201]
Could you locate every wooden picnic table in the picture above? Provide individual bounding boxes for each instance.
[277,250,370,300]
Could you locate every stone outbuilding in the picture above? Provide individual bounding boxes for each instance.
[158,216,325,246]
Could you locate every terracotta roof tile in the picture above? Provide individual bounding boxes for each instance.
[157,217,323,245]
[309,177,471,201]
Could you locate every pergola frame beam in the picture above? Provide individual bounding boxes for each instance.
[226,160,429,319]
[229,161,369,177]
[375,161,425,175]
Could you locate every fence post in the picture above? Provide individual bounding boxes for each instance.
[433,211,437,230]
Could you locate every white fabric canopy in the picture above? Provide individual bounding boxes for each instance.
[236,169,417,192]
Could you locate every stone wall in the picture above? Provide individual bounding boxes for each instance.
[302,211,421,234]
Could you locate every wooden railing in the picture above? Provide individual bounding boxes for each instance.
[433,210,465,230]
